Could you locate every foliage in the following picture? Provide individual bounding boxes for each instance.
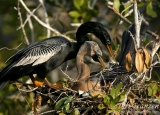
[0,0,160,115]
[98,83,127,114]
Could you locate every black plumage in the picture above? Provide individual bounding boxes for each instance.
[0,21,113,90]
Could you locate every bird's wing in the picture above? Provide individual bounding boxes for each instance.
[13,44,62,67]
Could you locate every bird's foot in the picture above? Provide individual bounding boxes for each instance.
[29,75,44,87]
[33,80,44,87]
[44,78,63,89]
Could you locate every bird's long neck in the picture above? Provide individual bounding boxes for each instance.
[76,52,90,81]
[76,22,111,46]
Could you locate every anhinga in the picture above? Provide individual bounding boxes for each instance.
[0,21,113,90]
[72,41,106,94]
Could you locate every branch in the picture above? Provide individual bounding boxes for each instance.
[107,4,159,39]
[39,0,51,38]
[27,13,35,43]
[133,0,141,48]
[18,0,30,45]
[16,4,41,30]
[19,0,73,41]
[0,43,22,51]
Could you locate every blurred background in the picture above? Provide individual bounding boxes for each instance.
[0,0,160,114]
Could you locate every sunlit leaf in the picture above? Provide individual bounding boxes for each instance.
[54,97,68,110]
[98,104,106,110]
[146,2,157,18]
[64,96,73,104]
[64,103,70,111]
[103,95,110,105]
[71,108,80,115]
[73,0,84,10]
[69,11,81,18]
[147,83,158,97]
[113,0,120,12]
[115,82,122,96]
[110,88,116,99]
[123,1,131,15]
[119,90,127,102]
[59,113,66,115]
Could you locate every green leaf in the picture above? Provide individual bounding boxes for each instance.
[115,82,122,96]
[69,11,81,18]
[64,103,70,111]
[147,83,158,97]
[110,105,122,112]
[109,99,116,108]
[103,95,111,105]
[113,0,120,12]
[98,104,106,110]
[123,1,131,15]
[64,96,73,104]
[106,110,114,114]
[73,0,84,10]
[146,2,157,18]
[59,113,66,115]
[54,97,68,110]
[148,85,152,96]
[71,108,80,115]
[110,88,116,99]
[119,90,127,102]
[114,95,120,104]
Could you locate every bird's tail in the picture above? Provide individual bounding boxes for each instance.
[0,81,9,90]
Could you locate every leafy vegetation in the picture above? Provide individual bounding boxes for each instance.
[0,0,160,115]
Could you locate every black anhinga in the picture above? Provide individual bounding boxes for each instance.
[0,21,113,90]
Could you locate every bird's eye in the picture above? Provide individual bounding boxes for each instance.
[106,39,111,45]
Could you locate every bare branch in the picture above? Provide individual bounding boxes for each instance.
[0,43,22,51]
[107,4,159,39]
[18,87,38,92]
[27,13,35,43]
[17,4,42,30]
[39,0,51,38]
[19,0,73,41]
[18,0,30,45]
[60,69,76,82]
[133,0,141,48]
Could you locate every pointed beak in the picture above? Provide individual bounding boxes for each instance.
[106,44,114,58]
[97,56,106,69]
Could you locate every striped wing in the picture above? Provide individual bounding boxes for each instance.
[14,44,62,67]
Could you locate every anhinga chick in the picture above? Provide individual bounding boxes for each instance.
[72,41,106,95]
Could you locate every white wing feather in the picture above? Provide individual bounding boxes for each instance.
[14,45,61,67]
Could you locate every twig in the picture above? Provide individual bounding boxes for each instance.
[17,87,38,92]
[60,69,76,82]
[0,42,22,51]
[15,84,32,110]
[27,13,35,43]
[19,0,73,41]
[18,0,30,45]
[16,4,42,30]
[82,106,93,115]
[39,0,51,38]
[100,70,107,87]
[151,40,160,58]
[88,0,97,10]
[133,0,141,48]
[128,30,137,51]
[107,4,159,39]
[39,110,56,115]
